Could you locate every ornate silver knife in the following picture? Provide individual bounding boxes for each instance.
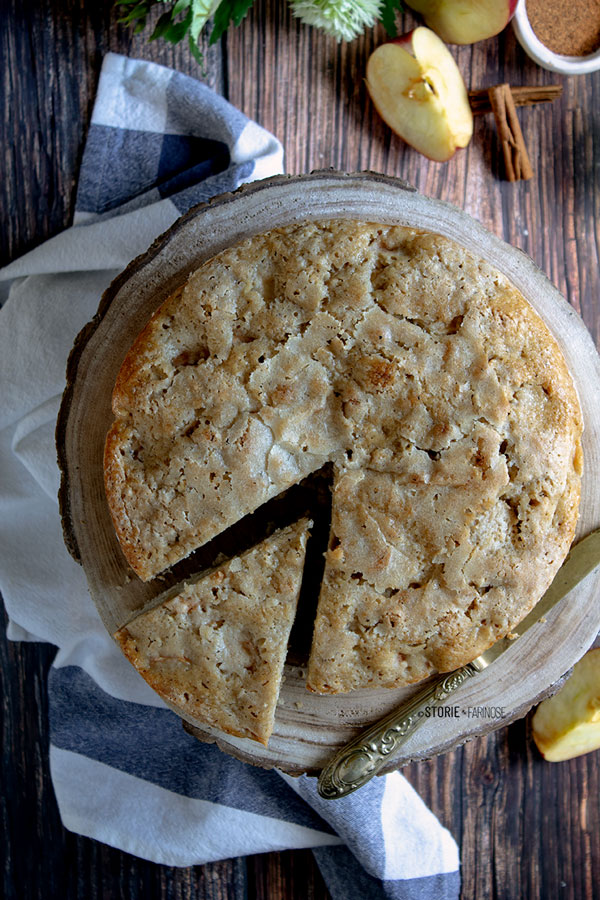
[317,526,600,799]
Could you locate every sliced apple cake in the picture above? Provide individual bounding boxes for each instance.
[106,220,582,694]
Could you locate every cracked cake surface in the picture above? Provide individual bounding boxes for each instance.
[114,519,311,744]
[105,220,583,691]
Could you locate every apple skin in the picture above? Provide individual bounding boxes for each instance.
[406,0,518,45]
[366,27,473,162]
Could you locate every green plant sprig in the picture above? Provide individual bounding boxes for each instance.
[116,0,404,62]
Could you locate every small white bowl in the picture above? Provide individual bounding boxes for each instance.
[513,0,600,75]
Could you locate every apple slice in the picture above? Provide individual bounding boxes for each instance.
[406,0,518,45]
[366,27,473,162]
[532,648,600,762]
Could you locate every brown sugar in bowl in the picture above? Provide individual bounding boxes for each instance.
[513,0,600,74]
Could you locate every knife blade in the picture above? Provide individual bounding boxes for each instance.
[317,526,600,799]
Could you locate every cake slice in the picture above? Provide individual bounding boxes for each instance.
[115,519,311,745]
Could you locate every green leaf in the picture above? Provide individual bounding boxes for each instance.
[188,32,205,64]
[232,0,254,26]
[379,0,404,37]
[209,0,255,44]
[120,1,152,20]
[114,0,236,61]
[163,6,194,42]
[117,3,155,26]
[190,0,216,41]
[150,10,176,40]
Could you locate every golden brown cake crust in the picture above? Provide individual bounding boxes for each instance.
[105,220,583,690]
[114,519,311,745]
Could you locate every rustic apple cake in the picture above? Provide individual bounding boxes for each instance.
[105,220,582,694]
[114,519,311,745]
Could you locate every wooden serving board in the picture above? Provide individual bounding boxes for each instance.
[57,171,600,775]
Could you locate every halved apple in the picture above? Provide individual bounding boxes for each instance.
[406,0,518,45]
[532,649,600,762]
[366,27,473,162]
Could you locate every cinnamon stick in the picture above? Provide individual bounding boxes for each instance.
[469,84,562,116]
[487,84,534,182]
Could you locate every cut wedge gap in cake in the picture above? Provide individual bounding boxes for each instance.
[286,464,334,665]
[143,465,333,604]
[114,518,312,746]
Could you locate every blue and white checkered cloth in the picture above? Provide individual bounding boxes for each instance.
[0,53,460,899]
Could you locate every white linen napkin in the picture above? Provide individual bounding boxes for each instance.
[0,52,460,899]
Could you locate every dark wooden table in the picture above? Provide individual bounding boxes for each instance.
[2,2,600,898]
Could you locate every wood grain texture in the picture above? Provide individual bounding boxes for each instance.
[1,2,600,900]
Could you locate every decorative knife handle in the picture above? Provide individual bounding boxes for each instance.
[317,663,480,799]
